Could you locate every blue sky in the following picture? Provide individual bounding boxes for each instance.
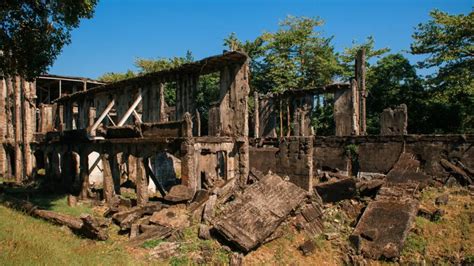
[49,0,472,79]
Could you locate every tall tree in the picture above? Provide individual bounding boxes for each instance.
[366,54,426,133]
[1,0,98,79]
[224,16,341,94]
[411,9,473,133]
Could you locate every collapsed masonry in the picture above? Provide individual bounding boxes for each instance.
[0,50,473,262]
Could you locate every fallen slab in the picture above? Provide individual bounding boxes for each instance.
[350,153,423,260]
[350,199,418,259]
[386,153,430,185]
[315,177,357,203]
[211,174,307,252]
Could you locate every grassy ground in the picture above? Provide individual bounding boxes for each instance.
[0,205,137,266]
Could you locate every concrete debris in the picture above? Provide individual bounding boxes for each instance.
[435,193,449,205]
[149,205,189,229]
[299,239,316,256]
[350,199,419,259]
[211,173,307,252]
[164,184,194,202]
[350,153,424,260]
[229,252,244,266]
[112,203,165,230]
[149,242,181,259]
[418,204,444,222]
[315,178,357,203]
[198,224,211,240]
[440,159,473,185]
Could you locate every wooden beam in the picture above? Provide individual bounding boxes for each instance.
[90,99,115,134]
[132,110,142,123]
[117,89,143,126]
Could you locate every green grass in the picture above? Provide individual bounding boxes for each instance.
[403,233,427,256]
[142,238,164,249]
[0,205,137,266]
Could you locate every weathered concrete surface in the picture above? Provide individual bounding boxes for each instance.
[380,104,407,135]
[249,137,313,191]
[385,152,430,186]
[313,135,474,178]
[350,152,424,260]
[211,174,307,252]
[350,199,419,259]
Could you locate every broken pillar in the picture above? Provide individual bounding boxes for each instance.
[135,156,149,206]
[334,85,358,136]
[258,97,277,138]
[380,104,408,135]
[79,149,90,200]
[101,153,115,204]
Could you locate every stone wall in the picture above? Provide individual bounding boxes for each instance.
[313,135,474,178]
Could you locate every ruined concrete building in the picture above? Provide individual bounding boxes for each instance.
[1,50,473,260]
[1,50,472,197]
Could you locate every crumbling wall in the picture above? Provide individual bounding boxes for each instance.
[313,135,474,178]
[0,76,36,180]
[257,97,277,138]
[380,104,407,135]
[334,88,354,136]
[249,137,313,191]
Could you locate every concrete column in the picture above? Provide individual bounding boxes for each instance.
[136,156,148,206]
[101,153,115,204]
[254,92,260,138]
[79,149,90,200]
[14,76,22,183]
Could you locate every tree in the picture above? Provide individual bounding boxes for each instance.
[0,0,98,79]
[339,36,390,81]
[224,16,341,94]
[99,70,136,83]
[411,9,473,133]
[366,54,427,133]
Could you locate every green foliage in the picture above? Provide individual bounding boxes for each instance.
[411,9,474,133]
[141,239,164,249]
[0,0,98,79]
[366,54,426,133]
[224,16,341,94]
[339,36,390,81]
[344,144,359,158]
[98,70,136,83]
[169,256,189,266]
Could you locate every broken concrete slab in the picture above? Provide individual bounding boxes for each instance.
[198,224,211,240]
[350,199,419,259]
[386,153,430,186]
[164,184,194,202]
[149,242,181,260]
[440,159,473,185]
[315,178,357,203]
[357,179,385,197]
[149,205,189,229]
[299,239,316,256]
[435,193,449,205]
[211,174,307,252]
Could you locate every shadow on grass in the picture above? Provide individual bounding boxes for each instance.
[0,176,93,217]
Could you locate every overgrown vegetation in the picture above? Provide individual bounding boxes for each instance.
[0,1,98,79]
